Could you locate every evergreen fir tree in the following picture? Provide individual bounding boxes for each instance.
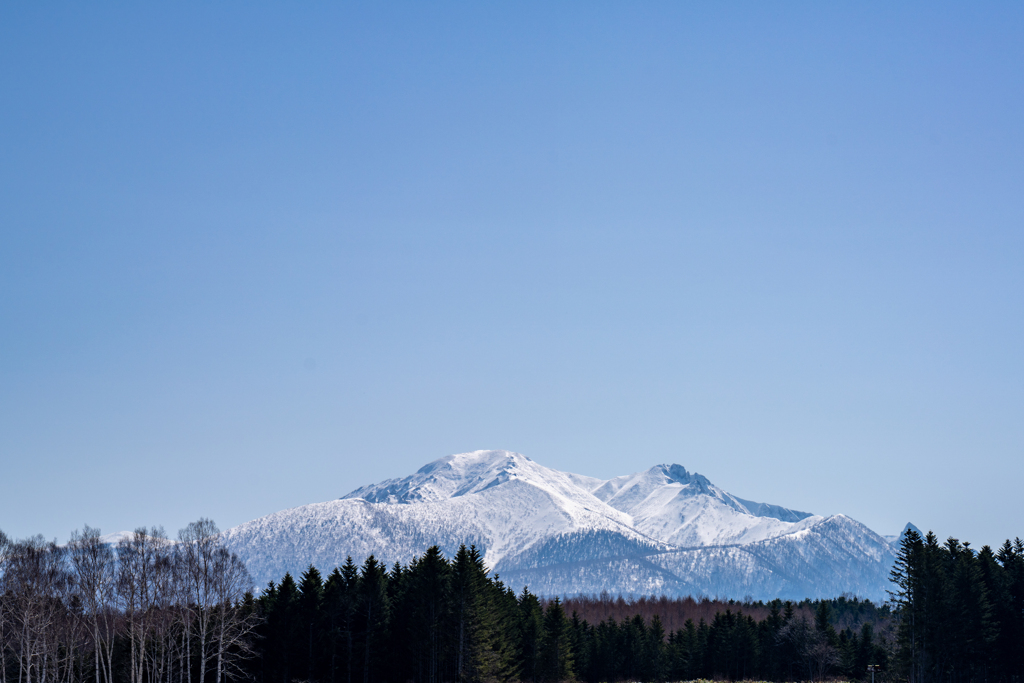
[517,589,544,682]
[451,545,486,683]
[323,558,360,683]
[539,598,573,682]
[814,600,838,647]
[406,546,452,683]
[492,582,524,682]
[590,618,620,682]
[322,567,354,683]
[998,539,1024,682]
[567,612,591,683]
[264,573,301,683]
[619,615,644,681]
[356,556,390,683]
[948,541,996,681]
[298,565,324,683]
[644,614,666,682]
[889,527,924,683]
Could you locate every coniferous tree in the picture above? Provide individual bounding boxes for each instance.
[263,573,300,683]
[22,522,1024,683]
[322,559,359,683]
[567,612,590,682]
[452,545,513,683]
[617,615,642,681]
[667,617,698,681]
[516,589,544,683]
[644,614,666,682]
[947,540,996,682]
[890,527,924,683]
[356,556,389,683]
[450,546,480,682]
[298,566,324,683]
[405,546,451,683]
[588,618,619,682]
[997,539,1024,682]
[807,601,839,681]
[488,583,523,683]
[979,544,1013,680]
[538,598,572,682]
[758,600,784,681]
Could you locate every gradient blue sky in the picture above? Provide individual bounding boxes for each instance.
[2,2,1022,549]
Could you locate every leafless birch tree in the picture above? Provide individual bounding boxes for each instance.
[146,538,179,683]
[5,536,73,683]
[210,548,256,683]
[0,521,257,683]
[69,527,117,683]
[177,519,220,683]
[0,530,12,683]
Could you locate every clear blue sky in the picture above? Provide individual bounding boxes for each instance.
[2,2,1022,549]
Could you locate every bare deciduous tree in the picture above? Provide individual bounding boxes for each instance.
[1,529,12,683]
[6,536,73,683]
[211,548,257,683]
[0,521,258,683]
[177,519,221,683]
[147,536,178,683]
[69,526,117,683]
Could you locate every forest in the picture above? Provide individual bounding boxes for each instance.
[888,529,1024,683]
[2,521,1023,683]
[0,522,257,683]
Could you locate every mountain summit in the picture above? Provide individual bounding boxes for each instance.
[222,450,896,601]
[344,450,605,508]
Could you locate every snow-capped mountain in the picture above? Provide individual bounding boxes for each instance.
[222,450,899,601]
[591,463,816,547]
[884,522,923,546]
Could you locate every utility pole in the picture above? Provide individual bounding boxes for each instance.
[868,663,880,683]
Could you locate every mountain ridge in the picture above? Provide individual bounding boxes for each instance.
[222,450,899,601]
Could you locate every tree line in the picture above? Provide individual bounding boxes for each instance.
[246,546,891,683]
[889,529,1024,683]
[0,521,257,683]
[5,520,1023,683]
[557,593,883,636]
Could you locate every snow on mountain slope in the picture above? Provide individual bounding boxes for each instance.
[344,451,620,519]
[592,464,817,547]
[496,515,896,601]
[884,522,922,546]
[223,450,896,600]
[221,497,488,591]
[647,515,895,600]
[340,450,660,565]
[223,451,660,588]
[98,530,136,545]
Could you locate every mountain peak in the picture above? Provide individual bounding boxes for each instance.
[224,450,895,601]
[654,463,690,484]
[884,522,922,546]
[416,449,527,477]
[342,450,546,504]
[650,463,714,490]
[592,463,715,511]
